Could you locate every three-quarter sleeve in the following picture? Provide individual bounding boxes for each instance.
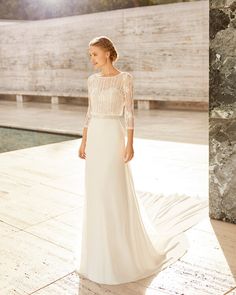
[84,77,92,128]
[123,73,134,130]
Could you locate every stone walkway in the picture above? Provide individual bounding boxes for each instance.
[0,100,235,295]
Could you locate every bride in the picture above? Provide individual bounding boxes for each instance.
[73,35,208,285]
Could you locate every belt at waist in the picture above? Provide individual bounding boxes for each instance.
[91,114,123,118]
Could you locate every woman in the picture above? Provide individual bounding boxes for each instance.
[74,36,208,285]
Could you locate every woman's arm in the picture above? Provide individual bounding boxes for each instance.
[123,73,135,162]
[79,77,91,159]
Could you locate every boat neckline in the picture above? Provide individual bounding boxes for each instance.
[95,71,124,78]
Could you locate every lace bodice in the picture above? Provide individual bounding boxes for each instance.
[84,71,134,130]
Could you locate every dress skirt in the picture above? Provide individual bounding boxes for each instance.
[73,114,208,285]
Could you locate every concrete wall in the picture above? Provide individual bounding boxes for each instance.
[0,1,208,103]
[209,0,236,224]
[0,0,203,21]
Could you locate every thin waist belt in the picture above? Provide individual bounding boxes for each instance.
[91,114,123,119]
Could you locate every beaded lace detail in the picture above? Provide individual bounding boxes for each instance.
[84,71,134,130]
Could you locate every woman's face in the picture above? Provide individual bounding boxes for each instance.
[88,45,109,68]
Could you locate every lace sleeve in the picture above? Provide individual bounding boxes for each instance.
[84,76,92,128]
[123,73,134,130]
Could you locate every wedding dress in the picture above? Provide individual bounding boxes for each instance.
[73,71,208,285]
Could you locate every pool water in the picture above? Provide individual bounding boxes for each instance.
[0,127,80,153]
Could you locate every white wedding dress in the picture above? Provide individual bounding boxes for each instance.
[73,71,208,285]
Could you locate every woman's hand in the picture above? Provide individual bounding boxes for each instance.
[78,142,86,159]
[124,143,134,163]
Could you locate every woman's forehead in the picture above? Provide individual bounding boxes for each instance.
[89,45,106,55]
[89,45,99,53]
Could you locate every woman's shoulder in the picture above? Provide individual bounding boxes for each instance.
[121,71,132,76]
[120,71,133,81]
[88,73,96,80]
[87,73,97,86]
[121,72,133,83]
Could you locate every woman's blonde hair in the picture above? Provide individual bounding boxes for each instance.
[89,36,119,63]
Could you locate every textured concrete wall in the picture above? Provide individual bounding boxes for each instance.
[209,0,236,223]
[0,1,208,102]
[0,0,204,21]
